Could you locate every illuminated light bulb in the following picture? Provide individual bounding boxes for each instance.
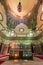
[26,54,28,56]
[15,54,18,57]
[11,31,14,36]
[29,31,33,37]
[14,53,18,58]
[19,28,24,32]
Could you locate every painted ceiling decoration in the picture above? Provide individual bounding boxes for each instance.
[0,2,7,30]
[14,23,29,34]
[6,11,29,29]
[0,0,43,40]
[1,0,41,30]
[40,0,43,21]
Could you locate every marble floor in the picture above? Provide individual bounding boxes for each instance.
[1,57,43,65]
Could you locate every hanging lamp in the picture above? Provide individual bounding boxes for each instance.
[17,0,22,12]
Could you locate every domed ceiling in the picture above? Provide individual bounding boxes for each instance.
[5,0,38,30]
[0,0,43,39]
[6,0,38,17]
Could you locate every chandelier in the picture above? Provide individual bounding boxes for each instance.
[17,0,22,12]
